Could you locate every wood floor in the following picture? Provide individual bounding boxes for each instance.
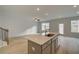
[0,37,28,54]
[0,36,79,54]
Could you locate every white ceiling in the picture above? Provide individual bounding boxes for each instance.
[0,5,79,21]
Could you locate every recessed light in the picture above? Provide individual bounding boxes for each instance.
[73,5,77,8]
[36,8,40,11]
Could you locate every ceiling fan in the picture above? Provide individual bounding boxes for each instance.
[33,17,40,22]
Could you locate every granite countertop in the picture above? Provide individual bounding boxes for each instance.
[24,33,59,45]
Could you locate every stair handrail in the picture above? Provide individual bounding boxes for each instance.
[0,27,9,45]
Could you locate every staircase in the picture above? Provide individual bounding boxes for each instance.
[0,27,9,48]
[0,40,7,48]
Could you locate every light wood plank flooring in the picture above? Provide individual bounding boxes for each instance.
[0,37,28,54]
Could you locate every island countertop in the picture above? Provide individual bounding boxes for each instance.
[24,33,59,45]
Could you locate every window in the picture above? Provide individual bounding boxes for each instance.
[42,23,49,30]
[71,20,79,33]
[41,23,50,35]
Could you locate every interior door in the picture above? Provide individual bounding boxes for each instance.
[59,24,64,34]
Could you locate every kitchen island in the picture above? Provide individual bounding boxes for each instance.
[24,33,59,54]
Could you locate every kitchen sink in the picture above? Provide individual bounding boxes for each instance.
[46,34,55,37]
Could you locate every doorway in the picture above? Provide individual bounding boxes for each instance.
[59,24,64,34]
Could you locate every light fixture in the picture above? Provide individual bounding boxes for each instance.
[33,17,40,22]
[73,5,77,8]
[36,8,40,11]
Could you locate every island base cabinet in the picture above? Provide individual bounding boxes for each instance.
[42,43,51,54]
[28,37,59,54]
[52,37,58,53]
[28,40,51,54]
[52,41,55,53]
[28,40,41,54]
